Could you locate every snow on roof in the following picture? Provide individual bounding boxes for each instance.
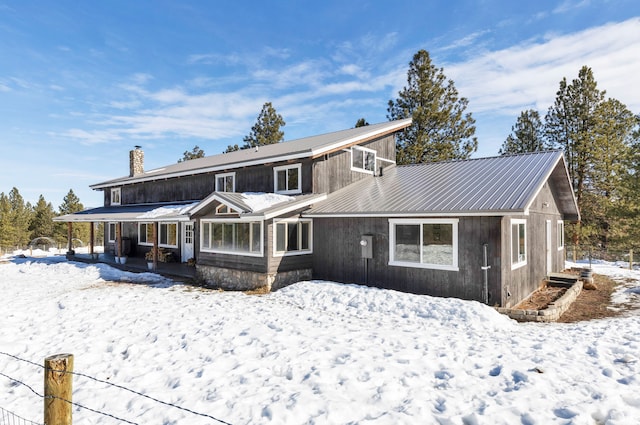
[134,202,198,219]
[240,192,294,212]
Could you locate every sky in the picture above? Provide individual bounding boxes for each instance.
[1,0,639,208]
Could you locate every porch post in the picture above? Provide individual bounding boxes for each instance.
[116,222,122,258]
[89,222,95,256]
[66,222,73,255]
[152,222,159,269]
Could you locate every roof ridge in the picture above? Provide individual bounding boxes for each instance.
[396,149,563,168]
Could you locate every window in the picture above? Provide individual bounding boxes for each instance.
[111,188,121,205]
[138,222,177,247]
[389,219,458,271]
[511,219,527,269]
[351,146,376,173]
[138,223,153,245]
[274,164,301,194]
[557,220,565,250]
[201,220,263,257]
[216,204,236,215]
[107,222,117,243]
[215,173,235,192]
[274,219,312,256]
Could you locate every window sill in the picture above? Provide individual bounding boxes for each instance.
[389,260,458,272]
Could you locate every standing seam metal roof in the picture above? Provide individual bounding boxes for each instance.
[91,119,411,189]
[303,150,579,218]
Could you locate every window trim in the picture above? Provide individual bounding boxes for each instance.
[273,163,302,195]
[273,218,313,257]
[557,220,565,251]
[107,222,117,243]
[215,204,237,215]
[388,218,459,271]
[215,172,236,192]
[111,188,121,206]
[200,219,264,257]
[351,145,377,174]
[138,222,178,248]
[511,219,527,270]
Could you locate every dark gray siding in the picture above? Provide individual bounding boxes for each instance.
[313,135,395,194]
[500,182,564,307]
[312,216,502,304]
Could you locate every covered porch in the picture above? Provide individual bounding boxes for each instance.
[54,202,198,273]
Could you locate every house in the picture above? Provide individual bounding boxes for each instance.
[55,119,579,307]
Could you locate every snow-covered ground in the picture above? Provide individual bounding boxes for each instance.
[1,252,639,425]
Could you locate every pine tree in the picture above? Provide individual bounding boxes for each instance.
[56,189,89,246]
[178,145,205,162]
[8,187,32,247]
[0,192,12,249]
[545,66,605,245]
[242,102,285,148]
[355,118,369,128]
[388,49,477,164]
[29,194,56,240]
[499,110,546,155]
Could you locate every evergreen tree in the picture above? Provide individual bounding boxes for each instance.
[7,187,32,247]
[178,145,205,162]
[387,49,477,164]
[499,109,546,155]
[241,102,286,148]
[224,144,240,153]
[56,189,89,246]
[605,111,640,249]
[0,192,12,249]
[29,194,56,240]
[355,118,369,128]
[545,66,605,245]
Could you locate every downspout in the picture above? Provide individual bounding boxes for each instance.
[481,243,491,304]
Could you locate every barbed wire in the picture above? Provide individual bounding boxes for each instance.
[0,370,138,424]
[0,351,233,425]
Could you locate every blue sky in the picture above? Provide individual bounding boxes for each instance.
[1,0,639,208]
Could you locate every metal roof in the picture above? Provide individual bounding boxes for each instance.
[304,150,580,220]
[55,193,328,223]
[53,201,198,223]
[91,119,411,189]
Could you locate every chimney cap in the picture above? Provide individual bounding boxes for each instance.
[134,145,142,150]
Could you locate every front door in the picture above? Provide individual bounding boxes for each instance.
[181,221,195,262]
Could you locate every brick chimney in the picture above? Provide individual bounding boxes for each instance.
[129,146,144,177]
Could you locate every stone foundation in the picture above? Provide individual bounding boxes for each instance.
[196,265,312,292]
[496,280,583,322]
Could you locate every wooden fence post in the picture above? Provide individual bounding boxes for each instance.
[44,353,74,425]
[630,249,634,271]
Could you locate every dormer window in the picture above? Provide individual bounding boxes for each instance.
[274,164,301,194]
[111,188,121,205]
[215,172,235,192]
[351,146,376,174]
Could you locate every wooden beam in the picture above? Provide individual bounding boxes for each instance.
[89,222,95,255]
[66,223,73,254]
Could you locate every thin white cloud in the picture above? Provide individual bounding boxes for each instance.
[553,0,591,14]
[445,18,640,116]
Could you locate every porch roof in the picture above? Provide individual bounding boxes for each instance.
[53,201,198,223]
[190,192,327,220]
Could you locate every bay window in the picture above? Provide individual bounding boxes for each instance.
[201,220,263,256]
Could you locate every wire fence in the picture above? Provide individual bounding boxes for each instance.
[0,407,42,425]
[566,245,637,268]
[0,351,233,425]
